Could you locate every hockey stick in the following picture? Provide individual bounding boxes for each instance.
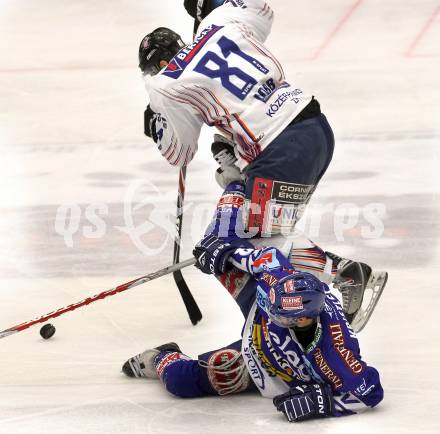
[173,167,202,325]
[0,258,196,340]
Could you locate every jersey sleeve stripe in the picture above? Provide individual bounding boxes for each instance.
[183,146,194,166]
[170,145,185,166]
[186,86,221,118]
[195,85,233,120]
[165,141,178,161]
[180,86,219,124]
[159,89,212,125]
[232,113,259,143]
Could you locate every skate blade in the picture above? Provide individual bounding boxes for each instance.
[351,272,388,333]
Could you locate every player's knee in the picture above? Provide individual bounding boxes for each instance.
[161,359,206,398]
[203,348,251,396]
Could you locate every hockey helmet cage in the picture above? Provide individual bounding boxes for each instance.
[138,27,185,75]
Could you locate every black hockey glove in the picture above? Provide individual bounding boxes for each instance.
[144,104,158,142]
[193,234,249,276]
[273,383,334,423]
[184,1,225,32]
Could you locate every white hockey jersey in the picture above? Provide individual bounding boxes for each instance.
[147,0,312,169]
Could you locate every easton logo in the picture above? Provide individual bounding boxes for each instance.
[281,296,303,310]
[313,384,325,414]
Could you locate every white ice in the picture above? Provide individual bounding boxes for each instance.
[1,0,439,433]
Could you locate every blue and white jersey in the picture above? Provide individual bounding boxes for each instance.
[147,0,312,168]
[241,289,383,416]
[206,183,383,416]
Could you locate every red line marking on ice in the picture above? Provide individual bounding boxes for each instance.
[310,0,364,61]
[405,4,440,57]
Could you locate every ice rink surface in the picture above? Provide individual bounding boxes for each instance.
[1,0,440,433]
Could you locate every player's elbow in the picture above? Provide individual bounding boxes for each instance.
[363,381,384,408]
[353,367,384,408]
[166,145,194,167]
[166,157,184,167]
[165,150,185,167]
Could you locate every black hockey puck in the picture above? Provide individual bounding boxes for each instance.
[40,323,56,339]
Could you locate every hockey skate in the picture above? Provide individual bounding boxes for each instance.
[327,252,388,333]
[211,134,243,188]
[122,342,181,378]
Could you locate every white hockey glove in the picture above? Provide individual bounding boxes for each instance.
[211,134,243,188]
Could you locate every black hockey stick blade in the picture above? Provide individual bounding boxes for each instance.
[173,270,202,325]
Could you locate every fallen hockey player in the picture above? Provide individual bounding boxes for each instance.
[122,182,383,422]
[138,0,387,332]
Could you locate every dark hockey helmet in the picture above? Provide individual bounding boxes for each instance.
[266,272,326,328]
[138,27,185,75]
[184,0,226,33]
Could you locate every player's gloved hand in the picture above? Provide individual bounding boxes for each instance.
[193,234,251,275]
[184,0,225,32]
[211,134,236,164]
[273,383,334,422]
[144,104,158,142]
[211,135,242,188]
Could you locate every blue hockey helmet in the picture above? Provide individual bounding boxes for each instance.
[266,272,326,328]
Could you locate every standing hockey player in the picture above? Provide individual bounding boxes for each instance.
[122,186,384,421]
[138,0,387,331]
